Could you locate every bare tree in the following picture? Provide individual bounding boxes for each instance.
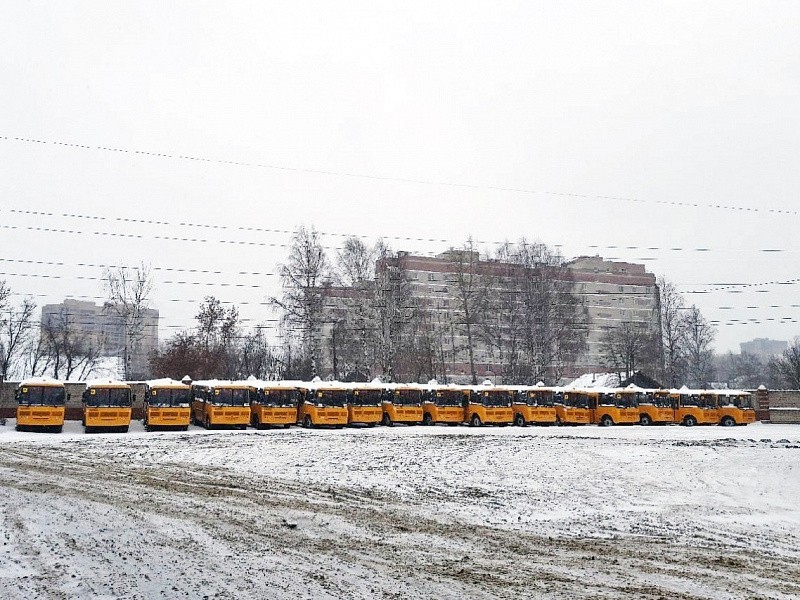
[600,319,660,381]
[25,329,52,378]
[769,337,800,388]
[370,244,414,381]
[270,226,331,379]
[0,297,37,381]
[681,305,716,387]
[716,351,768,389]
[493,239,587,384]
[41,306,103,380]
[335,236,375,286]
[238,327,280,380]
[103,263,154,379]
[657,276,687,387]
[450,240,489,385]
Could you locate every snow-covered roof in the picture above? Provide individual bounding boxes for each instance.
[192,379,252,388]
[17,376,64,388]
[565,372,621,389]
[84,378,130,388]
[144,378,191,388]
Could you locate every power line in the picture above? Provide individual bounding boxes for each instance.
[2,205,798,255]
[2,257,799,295]
[2,134,798,218]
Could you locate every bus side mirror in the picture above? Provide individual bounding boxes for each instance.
[132,394,137,401]
[67,393,71,401]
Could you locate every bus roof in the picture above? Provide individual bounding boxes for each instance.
[17,377,65,388]
[145,378,191,389]
[192,379,253,389]
[84,378,131,389]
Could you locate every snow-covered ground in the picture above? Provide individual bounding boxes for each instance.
[1,420,799,599]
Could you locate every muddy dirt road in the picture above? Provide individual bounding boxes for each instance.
[1,424,799,599]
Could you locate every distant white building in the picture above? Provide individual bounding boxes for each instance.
[740,338,788,360]
[40,299,159,379]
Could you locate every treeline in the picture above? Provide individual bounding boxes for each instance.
[3,228,800,388]
[0,265,153,381]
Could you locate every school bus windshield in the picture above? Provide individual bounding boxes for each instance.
[476,391,513,407]
[148,388,191,407]
[85,388,131,407]
[645,393,672,408]
[432,390,462,406]
[350,389,383,405]
[613,393,638,408]
[563,393,588,408]
[313,390,347,407]
[392,389,423,405]
[525,391,555,406]
[17,386,65,406]
[211,388,250,406]
[258,389,299,406]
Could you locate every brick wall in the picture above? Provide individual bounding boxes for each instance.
[763,389,800,424]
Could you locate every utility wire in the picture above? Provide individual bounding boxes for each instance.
[2,134,797,217]
[2,205,797,254]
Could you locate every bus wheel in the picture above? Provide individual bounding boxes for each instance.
[303,415,313,429]
[470,414,482,427]
[422,413,433,426]
[639,414,652,426]
[600,415,613,427]
[513,413,525,427]
[382,413,393,427]
[720,416,736,427]
[183,425,189,432]
[683,415,697,427]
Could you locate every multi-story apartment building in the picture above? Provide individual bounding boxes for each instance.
[40,299,159,379]
[566,256,660,374]
[317,251,660,384]
[739,338,788,360]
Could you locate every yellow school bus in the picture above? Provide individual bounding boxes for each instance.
[297,381,349,428]
[191,380,251,429]
[585,388,639,426]
[422,384,465,425]
[512,385,558,426]
[82,380,133,433]
[555,390,591,425]
[15,378,67,433]
[637,389,675,425]
[250,381,301,429]
[381,383,425,426]
[671,388,719,426]
[346,383,384,426]
[143,379,192,431]
[710,390,756,426]
[463,384,514,426]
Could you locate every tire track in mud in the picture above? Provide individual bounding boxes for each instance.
[1,439,799,599]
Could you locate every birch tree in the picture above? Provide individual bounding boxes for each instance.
[271,226,331,379]
[103,263,154,379]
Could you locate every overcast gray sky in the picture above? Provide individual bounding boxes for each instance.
[1,1,798,353]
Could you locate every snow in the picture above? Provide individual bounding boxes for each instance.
[565,372,621,388]
[0,420,799,598]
